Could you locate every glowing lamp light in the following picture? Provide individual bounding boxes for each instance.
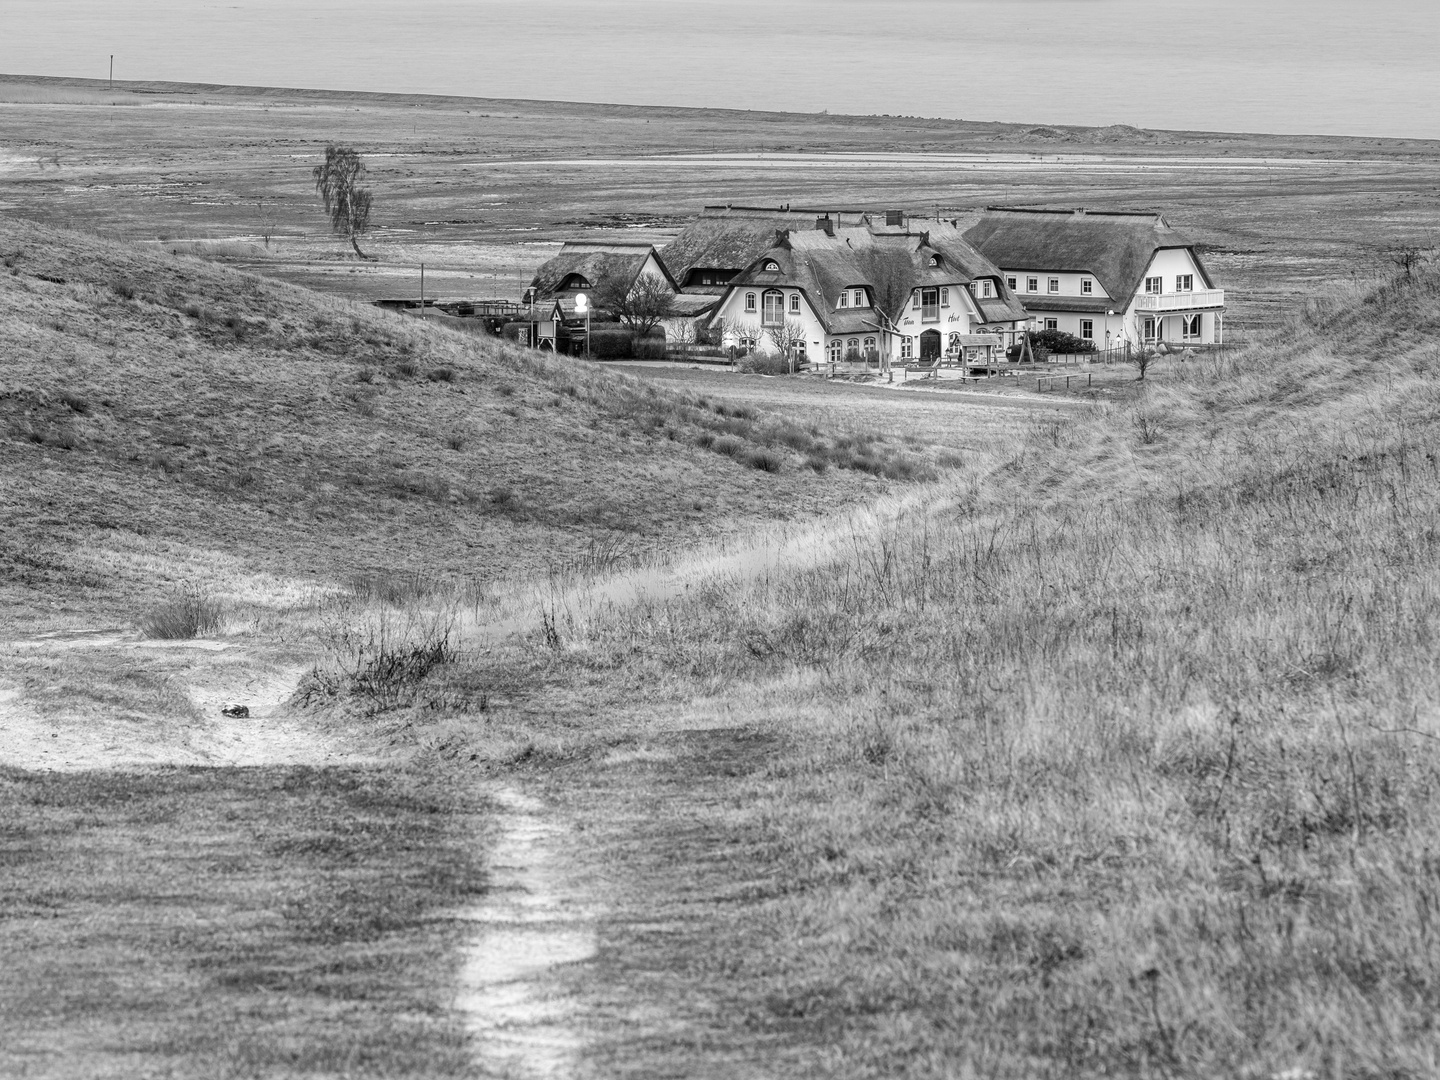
[574,293,588,313]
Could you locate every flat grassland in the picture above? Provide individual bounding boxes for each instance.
[5,74,1440,338]
[5,76,1440,1079]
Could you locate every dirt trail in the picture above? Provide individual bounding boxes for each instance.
[454,788,597,1079]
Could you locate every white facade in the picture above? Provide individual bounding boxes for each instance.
[997,247,1223,348]
[712,286,829,365]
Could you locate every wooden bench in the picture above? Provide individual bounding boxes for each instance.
[903,361,941,380]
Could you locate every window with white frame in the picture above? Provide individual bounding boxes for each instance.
[838,291,848,308]
[761,289,785,327]
[1007,276,1018,290]
[789,293,801,314]
[745,292,757,312]
[1027,277,1039,293]
[1145,276,1163,294]
[1143,317,1157,340]
[1182,313,1201,339]
[763,260,780,272]
[1045,318,1058,331]
[1048,278,1060,294]
[1080,319,1094,340]
[1176,274,1194,292]
[921,287,940,321]
[828,339,842,362]
[852,288,865,307]
[863,336,876,356]
[941,287,949,306]
[900,337,913,359]
[846,338,860,359]
[982,280,994,298]
[1081,277,1093,295]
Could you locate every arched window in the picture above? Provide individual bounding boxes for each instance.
[763,260,780,272]
[863,336,876,351]
[928,254,941,268]
[900,337,914,360]
[828,339,843,363]
[788,293,801,314]
[744,292,757,312]
[761,289,785,327]
[948,332,962,348]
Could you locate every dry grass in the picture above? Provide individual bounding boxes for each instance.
[0,766,491,1080]
[403,263,1440,1076]
[0,216,919,641]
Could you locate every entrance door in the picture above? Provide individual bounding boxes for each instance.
[919,329,942,361]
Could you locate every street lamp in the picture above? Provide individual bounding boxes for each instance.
[1105,309,1116,361]
[574,292,590,358]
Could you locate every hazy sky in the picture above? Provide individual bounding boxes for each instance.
[4,0,1438,138]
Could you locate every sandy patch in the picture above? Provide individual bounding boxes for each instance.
[455,787,597,1079]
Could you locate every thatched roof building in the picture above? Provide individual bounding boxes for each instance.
[723,218,1027,335]
[963,208,1214,311]
[661,205,873,292]
[529,241,677,298]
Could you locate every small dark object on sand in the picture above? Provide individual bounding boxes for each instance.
[221,702,250,718]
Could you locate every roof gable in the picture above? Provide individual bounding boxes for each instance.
[529,241,676,297]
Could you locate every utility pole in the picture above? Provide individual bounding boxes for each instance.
[109,55,113,90]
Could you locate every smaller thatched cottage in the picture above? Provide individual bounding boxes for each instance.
[964,208,1226,348]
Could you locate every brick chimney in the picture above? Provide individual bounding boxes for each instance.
[885,209,905,227]
[815,216,834,236]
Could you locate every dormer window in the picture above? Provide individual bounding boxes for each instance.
[982,280,994,299]
[763,260,780,272]
[838,292,849,308]
[928,254,942,268]
[852,288,865,307]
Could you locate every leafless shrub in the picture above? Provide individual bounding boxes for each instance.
[141,583,224,639]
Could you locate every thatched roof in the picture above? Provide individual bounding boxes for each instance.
[529,241,676,298]
[963,208,1212,310]
[723,221,1027,335]
[661,205,872,286]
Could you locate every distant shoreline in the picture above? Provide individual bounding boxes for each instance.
[3,71,1436,151]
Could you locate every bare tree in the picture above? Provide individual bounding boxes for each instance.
[669,318,697,346]
[313,144,374,259]
[766,318,809,374]
[1133,339,1157,381]
[1390,245,1430,281]
[596,273,675,336]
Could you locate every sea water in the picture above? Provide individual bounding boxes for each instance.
[2,0,1437,140]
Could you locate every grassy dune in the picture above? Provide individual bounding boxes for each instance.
[406,266,1440,1076]
[0,217,929,636]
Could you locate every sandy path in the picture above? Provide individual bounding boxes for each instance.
[455,788,597,1079]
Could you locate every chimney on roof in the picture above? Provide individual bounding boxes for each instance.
[1074,208,1087,216]
[815,216,834,236]
[885,209,905,227]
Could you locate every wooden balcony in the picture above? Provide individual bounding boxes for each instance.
[1134,288,1226,313]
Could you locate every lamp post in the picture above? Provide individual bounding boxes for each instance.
[1105,309,1115,362]
[575,292,590,358]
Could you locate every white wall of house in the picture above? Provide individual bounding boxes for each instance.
[891,282,976,360]
[1122,249,1221,346]
[714,286,828,363]
[1004,270,1111,301]
[638,252,671,286]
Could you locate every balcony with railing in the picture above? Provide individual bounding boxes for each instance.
[1134,288,1225,312]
